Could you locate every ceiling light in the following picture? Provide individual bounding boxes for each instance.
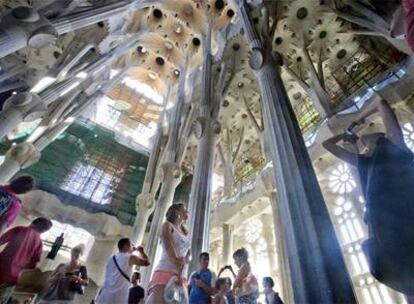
[148,71,157,80]
[164,42,173,50]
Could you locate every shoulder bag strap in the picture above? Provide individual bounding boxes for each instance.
[112,255,130,282]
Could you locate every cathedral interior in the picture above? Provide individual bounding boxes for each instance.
[0,0,414,303]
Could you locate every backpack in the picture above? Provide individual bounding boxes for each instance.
[0,187,14,218]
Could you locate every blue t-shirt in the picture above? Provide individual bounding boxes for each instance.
[189,269,216,304]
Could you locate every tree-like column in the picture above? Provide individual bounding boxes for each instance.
[236,1,356,302]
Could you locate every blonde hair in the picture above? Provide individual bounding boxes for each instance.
[166,203,184,224]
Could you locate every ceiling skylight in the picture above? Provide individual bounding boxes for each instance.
[121,76,163,104]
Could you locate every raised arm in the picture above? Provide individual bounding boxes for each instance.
[376,99,405,147]
[403,0,414,52]
[130,246,151,267]
[322,134,359,166]
[232,265,248,292]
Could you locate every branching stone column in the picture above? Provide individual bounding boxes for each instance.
[131,120,164,244]
[0,6,57,58]
[0,73,124,182]
[0,142,40,184]
[0,0,156,58]
[188,29,221,273]
[222,224,234,266]
[0,38,136,141]
[217,128,244,197]
[141,67,189,287]
[237,2,356,303]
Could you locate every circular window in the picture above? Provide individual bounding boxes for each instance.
[334,206,343,216]
[242,113,248,119]
[296,7,308,19]
[237,82,244,88]
[343,202,353,211]
[275,37,283,45]
[153,9,163,19]
[336,49,347,59]
[215,0,225,10]
[227,9,235,18]
[319,31,327,39]
[155,57,165,65]
[296,56,302,62]
[222,100,230,107]
[137,46,147,54]
[192,37,201,46]
[232,43,240,51]
[293,92,302,100]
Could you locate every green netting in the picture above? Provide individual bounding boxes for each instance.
[1,119,149,225]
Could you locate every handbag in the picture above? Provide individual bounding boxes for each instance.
[164,275,187,304]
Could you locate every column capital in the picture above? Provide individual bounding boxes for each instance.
[193,117,221,139]
[6,142,41,169]
[135,192,155,212]
[1,6,57,48]
[161,161,181,181]
[4,92,46,122]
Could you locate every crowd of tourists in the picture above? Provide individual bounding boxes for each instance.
[0,182,283,304]
[1,96,414,303]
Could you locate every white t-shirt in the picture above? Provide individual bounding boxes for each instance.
[96,252,132,304]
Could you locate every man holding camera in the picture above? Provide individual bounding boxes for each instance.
[96,238,150,304]
[188,252,217,304]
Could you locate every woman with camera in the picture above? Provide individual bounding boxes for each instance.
[224,248,258,304]
[323,97,414,295]
[39,244,89,304]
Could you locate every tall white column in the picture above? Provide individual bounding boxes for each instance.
[268,191,294,304]
[222,224,234,266]
[86,237,118,286]
[131,118,165,245]
[260,214,277,275]
[237,2,356,303]
[188,28,221,273]
[140,67,188,287]
[140,163,182,287]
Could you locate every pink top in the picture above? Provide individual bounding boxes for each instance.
[0,186,22,228]
[0,226,43,285]
[403,0,414,52]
